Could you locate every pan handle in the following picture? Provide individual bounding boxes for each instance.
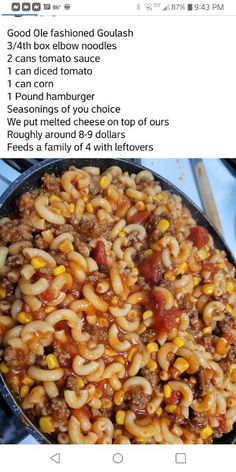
[2,159,44,173]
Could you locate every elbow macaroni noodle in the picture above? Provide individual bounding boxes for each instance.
[0,165,235,444]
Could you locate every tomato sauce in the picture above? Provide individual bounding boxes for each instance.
[129,211,150,225]
[41,288,56,303]
[165,390,182,405]
[151,290,181,336]
[201,262,217,278]
[138,251,163,285]
[92,241,108,268]
[189,226,209,248]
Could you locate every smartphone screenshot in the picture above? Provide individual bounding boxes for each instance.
[0,1,235,470]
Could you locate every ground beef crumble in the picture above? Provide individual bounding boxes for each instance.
[122,388,151,413]
[0,278,14,296]
[194,367,211,397]
[140,367,161,392]
[66,375,81,395]
[0,220,34,243]
[6,254,26,268]
[4,346,27,368]
[75,220,109,242]
[42,173,61,195]
[140,328,156,344]
[18,192,35,216]
[228,345,236,362]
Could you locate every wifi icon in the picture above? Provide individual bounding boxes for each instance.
[144,3,152,11]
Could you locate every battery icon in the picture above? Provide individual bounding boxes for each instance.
[187,3,193,10]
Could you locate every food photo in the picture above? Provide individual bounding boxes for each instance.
[0,158,235,445]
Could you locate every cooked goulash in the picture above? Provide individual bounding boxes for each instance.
[0,165,235,444]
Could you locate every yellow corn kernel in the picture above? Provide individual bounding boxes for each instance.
[164,272,175,281]
[197,248,209,261]
[0,288,6,299]
[17,311,32,324]
[156,406,163,416]
[86,203,94,213]
[143,310,153,320]
[154,193,164,201]
[31,256,47,269]
[113,429,123,438]
[51,207,62,215]
[166,404,177,414]
[111,296,118,305]
[193,276,200,286]
[46,354,59,370]
[230,371,236,382]
[157,219,170,233]
[20,385,29,399]
[116,356,125,365]
[77,377,85,388]
[22,376,34,386]
[0,362,9,374]
[58,240,74,253]
[83,196,89,202]
[11,376,20,390]
[69,203,75,213]
[137,323,147,335]
[226,280,234,294]
[128,347,137,362]
[52,265,66,276]
[45,306,55,314]
[39,416,55,434]
[173,336,184,348]
[136,436,148,443]
[147,360,158,371]
[175,262,188,276]
[146,342,159,353]
[203,326,212,335]
[114,390,125,406]
[225,304,233,314]
[116,410,126,425]
[49,195,61,203]
[200,425,213,440]
[132,267,139,276]
[202,283,214,295]
[144,249,153,257]
[119,230,126,238]
[99,317,108,328]
[216,338,228,356]
[105,348,116,357]
[99,175,110,190]
[164,384,172,399]
[217,263,226,270]
[174,357,190,373]
[190,376,197,385]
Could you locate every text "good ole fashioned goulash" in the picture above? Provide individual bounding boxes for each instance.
[0,165,235,444]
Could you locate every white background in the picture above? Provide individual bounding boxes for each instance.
[0,5,236,157]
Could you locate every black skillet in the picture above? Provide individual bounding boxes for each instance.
[0,157,235,444]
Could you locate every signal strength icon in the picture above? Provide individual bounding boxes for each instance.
[144,3,152,11]
[162,4,170,10]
